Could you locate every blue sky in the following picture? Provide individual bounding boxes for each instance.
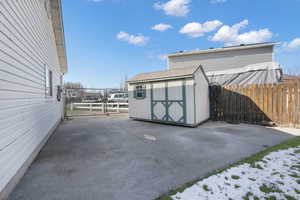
[62,0,300,88]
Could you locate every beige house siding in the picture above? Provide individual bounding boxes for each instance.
[0,0,65,198]
[168,46,273,72]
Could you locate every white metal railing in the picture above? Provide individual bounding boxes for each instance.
[70,102,128,113]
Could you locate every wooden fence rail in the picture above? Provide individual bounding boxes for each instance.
[210,80,300,128]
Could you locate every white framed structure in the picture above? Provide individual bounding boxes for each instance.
[127,65,210,127]
[0,0,67,198]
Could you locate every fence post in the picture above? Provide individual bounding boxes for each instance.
[117,102,120,113]
[71,103,73,111]
[90,103,92,112]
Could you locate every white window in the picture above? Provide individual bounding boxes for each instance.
[45,66,53,97]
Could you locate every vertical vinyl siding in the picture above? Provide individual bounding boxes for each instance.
[0,0,63,194]
[168,47,273,72]
[128,83,151,120]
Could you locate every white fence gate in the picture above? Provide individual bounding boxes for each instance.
[64,88,128,117]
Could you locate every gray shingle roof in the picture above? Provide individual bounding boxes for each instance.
[128,65,201,84]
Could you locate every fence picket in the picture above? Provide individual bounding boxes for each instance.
[210,81,300,128]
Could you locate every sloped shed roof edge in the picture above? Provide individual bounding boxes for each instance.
[128,65,206,84]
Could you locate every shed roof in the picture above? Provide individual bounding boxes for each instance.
[128,65,203,84]
[168,42,279,58]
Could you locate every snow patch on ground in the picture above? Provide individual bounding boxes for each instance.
[144,134,157,141]
[172,146,300,200]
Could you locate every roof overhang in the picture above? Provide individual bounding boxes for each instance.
[50,0,68,74]
[127,75,194,84]
[127,65,206,84]
[168,42,280,58]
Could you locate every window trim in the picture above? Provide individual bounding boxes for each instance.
[45,66,53,97]
[134,84,146,100]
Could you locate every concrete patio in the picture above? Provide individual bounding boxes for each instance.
[9,116,294,200]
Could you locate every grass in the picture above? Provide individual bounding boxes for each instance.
[284,195,297,200]
[231,175,240,180]
[259,184,282,194]
[294,149,300,154]
[250,163,264,169]
[202,185,209,192]
[156,136,300,200]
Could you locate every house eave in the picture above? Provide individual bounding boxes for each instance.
[50,0,68,74]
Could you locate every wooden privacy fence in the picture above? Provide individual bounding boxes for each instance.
[210,80,300,128]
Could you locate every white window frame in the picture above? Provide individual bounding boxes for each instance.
[45,66,53,97]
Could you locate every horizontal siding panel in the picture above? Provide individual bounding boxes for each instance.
[0,104,59,150]
[0,98,49,110]
[0,101,49,122]
[0,4,48,66]
[0,0,64,194]
[0,110,60,191]
[0,1,48,62]
[0,90,45,99]
[0,49,45,82]
[0,78,44,92]
[0,34,44,76]
[0,69,44,88]
[169,47,273,72]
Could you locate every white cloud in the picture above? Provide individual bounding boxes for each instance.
[179,20,223,38]
[210,0,227,3]
[211,20,273,46]
[154,0,191,17]
[284,38,300,51]
[152,23,173,32]
[116,31,149,46]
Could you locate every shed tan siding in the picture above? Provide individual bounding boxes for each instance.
[168,46,273,72]
[0,0,63,197]
[194,68,210,123]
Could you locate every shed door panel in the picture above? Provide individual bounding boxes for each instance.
[168,80,183,100]
[151,82,167,121]
[151,81,186,124]
[152,82,165,100]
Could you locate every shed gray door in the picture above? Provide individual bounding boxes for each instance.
[151,80,186,124]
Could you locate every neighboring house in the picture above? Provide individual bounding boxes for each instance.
[167,42,282,86]
[127,65,210,127]
[0,0,67,199]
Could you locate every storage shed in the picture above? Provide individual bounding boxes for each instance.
[127,65,210,127]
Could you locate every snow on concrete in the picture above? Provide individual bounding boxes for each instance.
[172,146,300,200]
[270,127,300,136]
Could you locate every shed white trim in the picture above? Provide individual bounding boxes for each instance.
[128,65,208,84]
